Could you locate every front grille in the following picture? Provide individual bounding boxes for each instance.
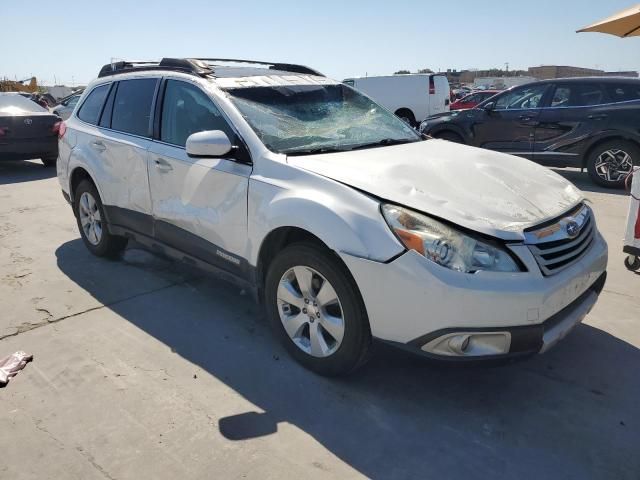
[525,204,595,276]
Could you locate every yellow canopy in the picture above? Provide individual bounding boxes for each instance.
[577,4,640,37]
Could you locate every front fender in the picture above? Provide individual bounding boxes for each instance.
[247,176,404,267]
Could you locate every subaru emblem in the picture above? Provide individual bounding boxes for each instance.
[566,220,580,238]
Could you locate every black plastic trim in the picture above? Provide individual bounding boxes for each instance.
[623,245,640,256]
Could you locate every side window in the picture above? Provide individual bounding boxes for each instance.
[550,84,604,107]
[160,80,235,147]
[604,83,640,103]
[77,84,110,125]
[494,84,547,110]
[111,78,158,137]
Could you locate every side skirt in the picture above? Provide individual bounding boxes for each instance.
[109,224,259,302]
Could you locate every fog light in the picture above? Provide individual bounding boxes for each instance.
[422,331,511,357]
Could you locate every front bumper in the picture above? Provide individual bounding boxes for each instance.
[340,229,608,359]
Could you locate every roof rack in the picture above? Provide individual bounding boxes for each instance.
[97,57,324,78]
[195,58,324,77]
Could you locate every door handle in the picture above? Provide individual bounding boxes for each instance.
[90,140,106,151]
[588,113,607,120]
[519,114,537,121]
[154,157,173,172]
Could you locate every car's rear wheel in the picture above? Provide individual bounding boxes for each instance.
[395,109,416,128]
[73,179,128,258]
[264,243,371,376]
[587,140,638,188]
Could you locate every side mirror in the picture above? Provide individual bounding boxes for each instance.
[483,101,495,111]
[186,130,233,158]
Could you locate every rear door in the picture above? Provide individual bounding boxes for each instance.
[90,78,159,235]
[534,82,607,167]
[148,79,252,277]
[472,83,550,156]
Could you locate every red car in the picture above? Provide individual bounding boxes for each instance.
[450,90,500,110]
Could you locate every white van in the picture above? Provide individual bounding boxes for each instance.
[343,74,450,126]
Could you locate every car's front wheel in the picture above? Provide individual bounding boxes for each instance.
[265,243,371,376]
[73,179,128,258]
[587,140,638,188]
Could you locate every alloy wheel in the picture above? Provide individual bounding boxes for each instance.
[276,265,345,358]
[78,192,102,246]
[594,149,634,182]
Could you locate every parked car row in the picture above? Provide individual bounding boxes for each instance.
[419,77,640,188]
[54,58,607,376]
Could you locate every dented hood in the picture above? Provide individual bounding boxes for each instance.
[287,140,583,240]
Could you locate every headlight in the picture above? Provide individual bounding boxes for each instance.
[382,204,520,273]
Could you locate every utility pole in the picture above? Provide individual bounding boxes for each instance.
[505,62,509,76]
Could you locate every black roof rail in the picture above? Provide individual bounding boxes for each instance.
[97,57,324,79]
[98,58,214,78]
[194,58,324,77]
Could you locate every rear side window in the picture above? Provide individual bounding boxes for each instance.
[77,84,110,124]
[550,84,604,107]
[160,80,235,147]
[111,78,158,137]
[604,83,640,103]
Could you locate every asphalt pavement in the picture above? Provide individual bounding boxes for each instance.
[0,160,638,480]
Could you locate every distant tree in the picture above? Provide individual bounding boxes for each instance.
[394,70,411,75]
[417,68,434,74]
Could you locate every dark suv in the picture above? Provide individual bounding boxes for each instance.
[419,77,640,188]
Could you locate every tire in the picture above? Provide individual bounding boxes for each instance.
[395,109,417,128]
[41,156,57,168]
[586,140,639,188]
[624,255,640,272]
[434,131,464,143]
[73,179,128,258]
[264,243,372,376]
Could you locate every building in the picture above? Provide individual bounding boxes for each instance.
[528,65,639,80]
[473,76,538,89]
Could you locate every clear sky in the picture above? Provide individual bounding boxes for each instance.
[1,0,638,86]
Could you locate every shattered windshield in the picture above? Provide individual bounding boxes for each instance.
[225,83,421,155]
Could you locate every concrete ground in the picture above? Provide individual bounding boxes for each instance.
[0,160,638,480]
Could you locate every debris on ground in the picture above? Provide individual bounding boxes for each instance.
[0,351,33,385]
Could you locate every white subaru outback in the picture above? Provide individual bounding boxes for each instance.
[57,58,608,375]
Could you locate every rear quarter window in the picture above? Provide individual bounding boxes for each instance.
[604,83,640,103]
[111,78,158,137]
[78,84,110,124]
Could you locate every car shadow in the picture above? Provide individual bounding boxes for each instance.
[551,168,630,197]
[0,159,55,185]
[55,239,640,479]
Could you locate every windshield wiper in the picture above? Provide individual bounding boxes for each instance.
[285,146,351,156]
[349,138,418,151]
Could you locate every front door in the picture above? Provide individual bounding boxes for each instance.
[148,79,252,278]
[472,83,550,157]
